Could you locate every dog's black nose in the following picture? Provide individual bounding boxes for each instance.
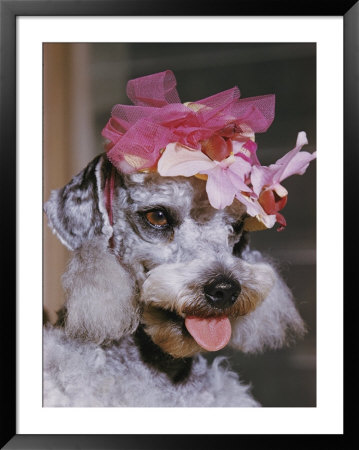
[203,276,241,309]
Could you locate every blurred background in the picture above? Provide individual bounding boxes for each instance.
[43,43,316,407]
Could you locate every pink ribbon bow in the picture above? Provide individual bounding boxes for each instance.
[102,70,275,173]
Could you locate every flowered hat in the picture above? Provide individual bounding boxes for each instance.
[102,70,316,231]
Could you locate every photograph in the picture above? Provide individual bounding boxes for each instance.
[43,42,316,408]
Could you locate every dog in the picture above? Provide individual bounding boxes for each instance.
[43,152,306,407]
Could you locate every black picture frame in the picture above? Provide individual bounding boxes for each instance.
[1,1,356,448]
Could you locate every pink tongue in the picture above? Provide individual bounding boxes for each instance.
[185,316,232,351]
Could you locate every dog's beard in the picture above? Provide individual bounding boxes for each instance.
[140,258,275,358]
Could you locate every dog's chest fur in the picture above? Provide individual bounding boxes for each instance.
[43,326,259,407]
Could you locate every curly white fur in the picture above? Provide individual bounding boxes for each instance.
[43,326,259,407]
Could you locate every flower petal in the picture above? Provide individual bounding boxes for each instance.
[236,192,277,229]
[258,189,276,214]
[206,166,236,209]
[272,183,288,198]
[273,132,316,182]
[275,212,287,231]
[250,131,316,195]
[201,135,232,161]
[232,139,259,165]
[278,150,317,181]
[226,159,252,193]
[250,165,277,196]
[158,143,216,177]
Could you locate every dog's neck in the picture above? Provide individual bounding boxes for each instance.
[54,307,193,384]
[134,325,193,384]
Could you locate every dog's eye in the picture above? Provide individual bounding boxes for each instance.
[145,210,169,228]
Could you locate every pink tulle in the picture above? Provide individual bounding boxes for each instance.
[126,70,181,107]
[102,70,275,173]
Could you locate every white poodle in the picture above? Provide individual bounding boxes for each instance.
[43,154,306,407]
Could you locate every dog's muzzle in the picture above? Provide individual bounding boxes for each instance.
[184,276,241,353]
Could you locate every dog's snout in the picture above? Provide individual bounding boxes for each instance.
[203,276,241,309]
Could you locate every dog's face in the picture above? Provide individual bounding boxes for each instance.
[45,154,304,357]
[111,171,274,358]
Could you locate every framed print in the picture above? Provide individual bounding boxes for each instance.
[1,1,356,448]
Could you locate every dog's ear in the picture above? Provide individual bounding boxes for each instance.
[45,155,140,343]
[230,252,306,353]
[44,154,113,251]
[61,235,140,344]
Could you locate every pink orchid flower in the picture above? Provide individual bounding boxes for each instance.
[158,142,254,210]
[250,131,317,230]
[235,193,277,229]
